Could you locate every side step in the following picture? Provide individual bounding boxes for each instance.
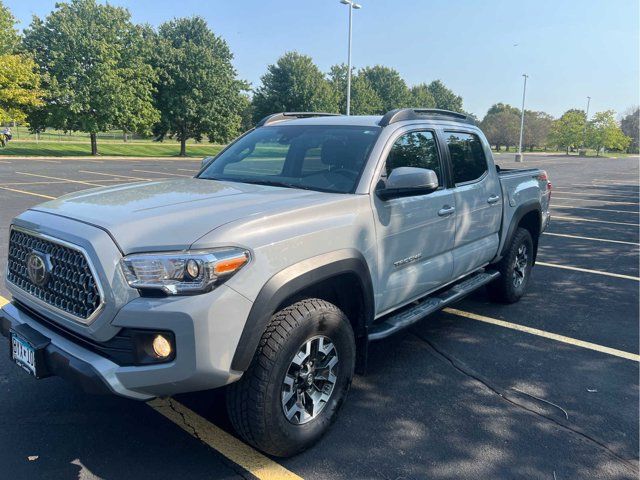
[368,270,500,341]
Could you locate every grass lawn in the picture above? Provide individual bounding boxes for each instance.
[0,141,224,157]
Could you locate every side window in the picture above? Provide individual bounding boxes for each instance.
[385,131,442,184]
[445,131,488,184]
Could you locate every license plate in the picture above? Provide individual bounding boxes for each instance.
[11,333,37,376]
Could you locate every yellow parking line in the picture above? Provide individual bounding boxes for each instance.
[0,186,56,199]
[552,215,639,227]
[552,205,637,215]
[536,261,639,281]
[443,308,640,362]
[0,296,7,307]
[552,196,638,206]
[133,169,192,177]
[78,170,157,181]
[543,232,639,246]
[148,398,303,480]
[16,171,103,187]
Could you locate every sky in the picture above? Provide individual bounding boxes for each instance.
[6,0,639,119]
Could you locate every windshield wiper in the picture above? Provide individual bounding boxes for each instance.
[221,178,315,191]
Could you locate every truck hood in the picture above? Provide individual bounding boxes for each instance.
[32,179,337,253]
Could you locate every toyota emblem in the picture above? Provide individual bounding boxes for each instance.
[26,251,51,287]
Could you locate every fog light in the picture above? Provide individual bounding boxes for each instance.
[152,334,172,359]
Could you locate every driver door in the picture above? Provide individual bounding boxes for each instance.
[372,129,456,314]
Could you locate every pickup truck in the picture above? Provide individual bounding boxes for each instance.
[1,108,551,457]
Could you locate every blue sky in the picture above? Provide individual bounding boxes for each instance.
[7,0,639,118]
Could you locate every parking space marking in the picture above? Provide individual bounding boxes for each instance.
[177,168,199,173]
[78,170,158,181]
[552,196,638,206]
[443,308,640,362]
[536,261,639,281]
[552,205,637,215]
[0,296,7,307]
[15,171,103,187]
[133,169,192,177]
[552,215,639,227]
[148,398,303,480]
[543,232,639,246]
[551,190,639,200]
[0,186,56,199]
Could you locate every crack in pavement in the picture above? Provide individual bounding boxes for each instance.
[410,331,639,475]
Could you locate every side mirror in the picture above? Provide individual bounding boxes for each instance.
[377,167,439,200]
[201,156,215,170]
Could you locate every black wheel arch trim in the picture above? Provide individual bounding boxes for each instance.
[499,201,542,260]
[231,249,374,372]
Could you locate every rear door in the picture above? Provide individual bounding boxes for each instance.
[372,128,456,314]
[442,130,502,279]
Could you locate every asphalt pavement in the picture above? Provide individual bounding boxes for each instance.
[0,152,637,479]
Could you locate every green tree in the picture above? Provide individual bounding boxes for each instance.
[620,107,639,153]
[410,83,436,108]
[328,64,382,115]
[252,52,337,122]
[587,110,631,155]
[0,2,42,125]
[360,65,411,113]
[549,109,585,154]
[523,111,553,151]
[427,80,463,112]
[0,1,20,54]
[153,17,246,156]
[481,106,520,151]
[24,0,159,155]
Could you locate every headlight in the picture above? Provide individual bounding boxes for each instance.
[120,248,250,295]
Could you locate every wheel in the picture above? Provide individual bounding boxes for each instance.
[487,227,534,303]
[226,298,356,457]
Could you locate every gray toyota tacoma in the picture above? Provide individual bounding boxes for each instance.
[2,109,551,456]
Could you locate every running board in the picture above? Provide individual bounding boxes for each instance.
[368,270,500,341]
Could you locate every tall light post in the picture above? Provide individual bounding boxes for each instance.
[515,74,528,163]
[340,0,361,115]
[582,96,591,153]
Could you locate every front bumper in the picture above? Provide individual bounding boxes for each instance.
[0,284,253,400]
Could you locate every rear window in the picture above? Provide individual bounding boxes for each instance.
[445,132,487,184]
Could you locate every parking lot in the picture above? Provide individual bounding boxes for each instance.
[0,153,638,479]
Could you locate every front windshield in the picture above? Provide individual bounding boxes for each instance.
[198,125,381,193]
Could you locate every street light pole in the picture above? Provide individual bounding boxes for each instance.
[582,96,591,152]
[516,74,528,163]
[340,0,361,116]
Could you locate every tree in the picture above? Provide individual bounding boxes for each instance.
[620,107,639,153]
[481,106,520,151]
[153,17,246,156]
[24,0,159,155]
[410,83,436,108]
[0,1,20,54]
[523,111,553,151]
[0,54,42,124]
[549,109,585,154]
[252,52,337,122]
[327,64,382,115]
[587,110,631,155]
[0,2,42,124]
[427,80,463,112]
[360,65,411,113]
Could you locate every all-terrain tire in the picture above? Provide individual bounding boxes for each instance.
[487,227,534,304]
[226,298,356,457]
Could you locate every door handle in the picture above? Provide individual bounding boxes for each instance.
[438,206,456,216]
[487,195,500,204]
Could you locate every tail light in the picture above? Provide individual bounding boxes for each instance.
[537,170,551,197]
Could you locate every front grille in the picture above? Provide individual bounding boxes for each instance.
[7,228,102,321]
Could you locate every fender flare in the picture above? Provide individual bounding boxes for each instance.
[230,249,374,372]
[498,201,542,259]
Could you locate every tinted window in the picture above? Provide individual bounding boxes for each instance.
[199,125,380,193]
[385,131,442,183]
[445,132,487,184]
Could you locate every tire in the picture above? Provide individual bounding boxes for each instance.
[487,227,534,304]
[226,298,356,457]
